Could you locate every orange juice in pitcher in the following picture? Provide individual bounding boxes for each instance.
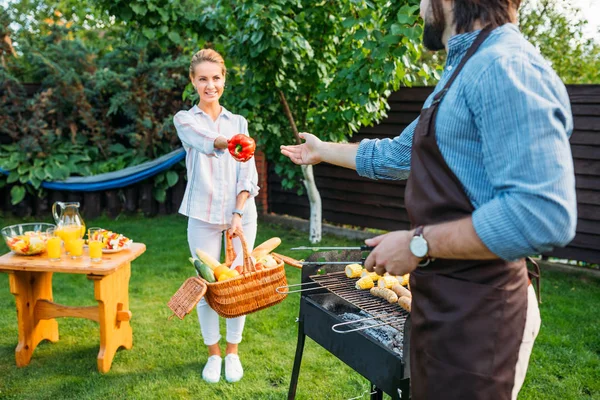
[52,202,85,254]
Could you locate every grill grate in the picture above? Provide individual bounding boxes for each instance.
[310,271,409,332]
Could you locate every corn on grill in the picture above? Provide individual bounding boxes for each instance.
[283,250,411,400]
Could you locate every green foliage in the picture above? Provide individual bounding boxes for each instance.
[519,0,600,84]
[0,142,91,204]
[0,2,187,204]
[2,0,442,201]
[216,0,439,192]
[94,0,439,192]
[95,0,220,50]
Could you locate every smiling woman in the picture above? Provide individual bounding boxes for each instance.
[172,48,260,384]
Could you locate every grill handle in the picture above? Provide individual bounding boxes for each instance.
[331,315,402,334]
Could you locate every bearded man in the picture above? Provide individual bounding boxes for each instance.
[281,0,577,398]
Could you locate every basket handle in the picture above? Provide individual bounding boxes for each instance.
[225,232,237,266]
[225,231,256,274]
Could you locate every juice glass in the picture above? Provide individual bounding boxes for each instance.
[46,227,62,261]
[88,227,104,262]
[70,238,85,259]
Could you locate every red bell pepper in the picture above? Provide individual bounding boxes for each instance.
[228,134,256,162]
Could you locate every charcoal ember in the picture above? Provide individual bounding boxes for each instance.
[340,311,404,357]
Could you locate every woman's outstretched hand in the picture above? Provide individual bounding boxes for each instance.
[280,132,323,165]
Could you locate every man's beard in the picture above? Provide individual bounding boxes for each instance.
[422,12,446,51]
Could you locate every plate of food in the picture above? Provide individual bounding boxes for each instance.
[102,245,131,254]
[88,228,133,253]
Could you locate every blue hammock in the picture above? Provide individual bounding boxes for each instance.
[0,148,185,192]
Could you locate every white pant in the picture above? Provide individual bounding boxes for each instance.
[187,217,257,345]
[512,284,542,399]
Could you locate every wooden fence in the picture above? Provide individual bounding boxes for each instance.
[269,85,600,264]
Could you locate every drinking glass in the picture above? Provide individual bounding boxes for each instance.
[70,238,84,259]
[46,227,62,261]
[88,227,104,262]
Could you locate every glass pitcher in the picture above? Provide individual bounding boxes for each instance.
[52,201,86,240]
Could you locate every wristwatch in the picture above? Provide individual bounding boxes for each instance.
[232,209,244,217]
[409,226,432,267]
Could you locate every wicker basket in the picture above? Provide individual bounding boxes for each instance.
[201,232,288,318]
[167,277,207,320]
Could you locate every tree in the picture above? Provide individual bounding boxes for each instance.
[94,0,436,242]
[519,0,600,84]
[222,1,437,243]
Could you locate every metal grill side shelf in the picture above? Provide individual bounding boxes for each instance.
[286,250,411,400]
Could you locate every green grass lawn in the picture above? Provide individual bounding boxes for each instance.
[0,214,598,400]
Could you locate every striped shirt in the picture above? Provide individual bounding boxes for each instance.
[174,105,258,224]
[356,24,577,261]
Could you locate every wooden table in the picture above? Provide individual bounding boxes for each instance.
[0,242,146,373]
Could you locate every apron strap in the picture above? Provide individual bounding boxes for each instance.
[431,26,494,106]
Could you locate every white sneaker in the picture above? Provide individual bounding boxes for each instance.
[224,353,244,383]
[202,355,222,383]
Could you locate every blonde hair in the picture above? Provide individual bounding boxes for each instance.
[189,49,226,77]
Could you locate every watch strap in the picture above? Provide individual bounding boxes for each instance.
[414,225,425,237]
[232,208,244,217]
[413,225,433,267]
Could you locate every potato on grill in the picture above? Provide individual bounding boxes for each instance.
[360,270,382,281]
[378,275,398,289]
[370,287,398,303]
[391,283,411,298]
[398,296,412,312]
[355,275,374,290]
[345,263,363,278]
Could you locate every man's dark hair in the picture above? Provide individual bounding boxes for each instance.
[431,0,521,33]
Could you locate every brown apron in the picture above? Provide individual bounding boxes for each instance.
[404,27,529,400]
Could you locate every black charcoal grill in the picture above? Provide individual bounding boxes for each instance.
[282,250,411,400]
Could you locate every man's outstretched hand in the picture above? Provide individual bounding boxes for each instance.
[280,132,323,165]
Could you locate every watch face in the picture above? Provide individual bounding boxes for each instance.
[410,236,428,258]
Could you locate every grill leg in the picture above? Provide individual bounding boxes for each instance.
[287,319,306,400]
[370,384,384,400]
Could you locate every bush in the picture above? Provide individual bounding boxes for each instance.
[0,7,188,204]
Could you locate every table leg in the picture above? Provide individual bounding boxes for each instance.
[8,271,59,367]
[88,263,133,373]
